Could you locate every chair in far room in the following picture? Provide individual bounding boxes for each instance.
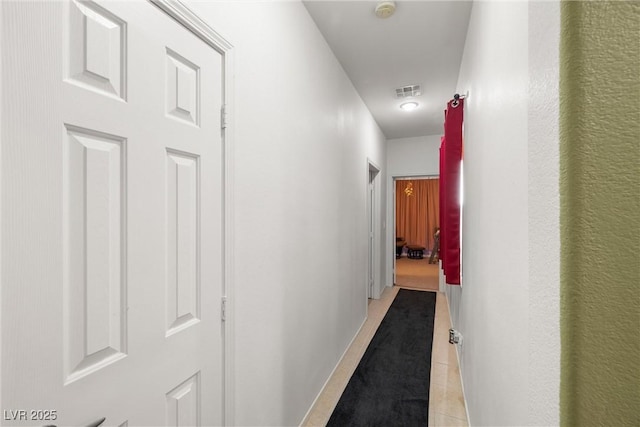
[396,237,406,258]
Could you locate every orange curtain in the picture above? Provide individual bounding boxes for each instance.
[396,179,440,251]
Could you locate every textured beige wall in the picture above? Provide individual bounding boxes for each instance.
[560,1,640,425]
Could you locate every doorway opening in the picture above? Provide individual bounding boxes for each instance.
[393,176,440,292]
[367,161,381,301]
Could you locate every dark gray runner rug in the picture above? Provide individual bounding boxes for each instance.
[327,289,436,427]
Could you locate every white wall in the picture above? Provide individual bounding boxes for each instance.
[387,135,441,177]
[184,2,387,425]
[385,135,440,286]
[446,1,560,425]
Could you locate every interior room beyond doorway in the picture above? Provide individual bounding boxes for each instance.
[394,177,439,292]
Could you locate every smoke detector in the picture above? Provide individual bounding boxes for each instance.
[375,1,396,19]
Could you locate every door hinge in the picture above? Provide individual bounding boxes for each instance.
[221,104,227,130]
[221,296,227,322]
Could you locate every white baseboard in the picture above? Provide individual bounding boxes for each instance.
[444,291,472,425]
[299,316,368,426]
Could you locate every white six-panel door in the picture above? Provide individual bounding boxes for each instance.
[1,1,225,425]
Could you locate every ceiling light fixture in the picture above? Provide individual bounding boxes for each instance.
[400,101,419,111]
[375,1,396,19]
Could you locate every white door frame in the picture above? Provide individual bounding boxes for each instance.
[390,174,438,286]
[149,2,236,424]
[366,159,381,302]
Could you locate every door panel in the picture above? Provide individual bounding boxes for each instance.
[1,1,224,425]
[63,125,128,385]
[165,149,200,337]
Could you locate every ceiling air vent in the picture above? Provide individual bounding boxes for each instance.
[395,85,422,98]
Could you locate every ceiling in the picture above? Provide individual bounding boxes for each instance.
[303,1,472,139]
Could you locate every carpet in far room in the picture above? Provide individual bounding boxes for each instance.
[395,256,439,291]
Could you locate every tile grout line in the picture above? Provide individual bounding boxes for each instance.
[429,292,469,426]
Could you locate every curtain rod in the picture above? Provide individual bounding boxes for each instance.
[452,92,468,108]
[451,93,466,108]
[396,176,439,181]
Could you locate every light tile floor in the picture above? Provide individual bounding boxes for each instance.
[302,286,468,427]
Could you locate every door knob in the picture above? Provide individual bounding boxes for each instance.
[43,416,105,427]
[86,418,106,427]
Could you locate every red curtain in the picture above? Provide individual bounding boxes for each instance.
[440,98,464,285]
[439,138,446,268]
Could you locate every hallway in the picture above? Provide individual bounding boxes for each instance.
[303,287,468,426]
